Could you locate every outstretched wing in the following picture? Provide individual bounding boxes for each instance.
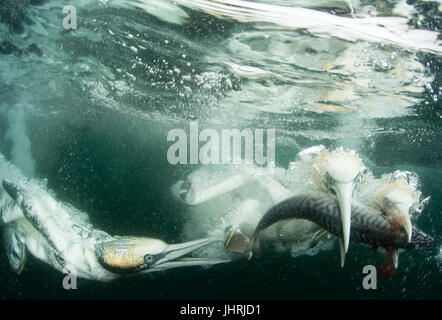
[171,166,249,205]
[3,226,26,274]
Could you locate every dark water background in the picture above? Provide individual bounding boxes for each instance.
[0,0,441,299]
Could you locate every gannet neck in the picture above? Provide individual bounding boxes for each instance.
[95,237,168,274]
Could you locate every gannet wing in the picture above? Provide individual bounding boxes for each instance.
[2,181,72,271]
[4,226,26,274]
[255,175,292,203]
[1,181,67,256]
[296,145,326,162]
[171,166,249,205]
[60,201,92,226]
[2,180,52,242]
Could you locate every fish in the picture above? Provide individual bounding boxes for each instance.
[225,192,433,264]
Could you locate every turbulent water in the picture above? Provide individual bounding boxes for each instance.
[0,0,441,299]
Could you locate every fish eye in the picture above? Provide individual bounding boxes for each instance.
[144,254,154,265]
[383,197,393,208]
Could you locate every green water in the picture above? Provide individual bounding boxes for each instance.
[0,0,441,299]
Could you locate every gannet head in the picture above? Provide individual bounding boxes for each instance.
[312,147,366,263]
[374,179,414,243]
[95,237,229,274]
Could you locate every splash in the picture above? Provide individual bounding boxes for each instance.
[174,145,431,261]
[131,0,442,53]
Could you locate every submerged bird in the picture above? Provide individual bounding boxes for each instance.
[172,164,328,257]
[374,178,415,242]
[310,146,367,266]
[172,146,431,272]
[234,192,433,271]
[372,177,418,276]
[0,157,228,281]
[172,146,369,262]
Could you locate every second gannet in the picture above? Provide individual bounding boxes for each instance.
[372,176,419,274]
[374,178,415,242]
[0,156,229,281]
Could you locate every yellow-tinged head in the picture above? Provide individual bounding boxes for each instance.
[95,236,229,274]
[374,178,415,242]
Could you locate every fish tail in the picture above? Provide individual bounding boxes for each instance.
[224,229,262,259]
[224,229,251,255]
[249,234,261,259]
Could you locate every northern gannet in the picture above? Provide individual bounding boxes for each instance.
[172,146,369,260]
[374,178,415,242]
[172,147,433,272]
[371,176,420,275]
[310,146,367,266]
[0,158,228,281]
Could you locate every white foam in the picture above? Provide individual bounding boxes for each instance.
[177,158,327,258]
[177,146,429,261]
[133,0,442,53]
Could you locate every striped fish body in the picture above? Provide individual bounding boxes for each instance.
[252,193,433,250]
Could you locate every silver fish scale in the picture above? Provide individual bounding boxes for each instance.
[254,192,433,250]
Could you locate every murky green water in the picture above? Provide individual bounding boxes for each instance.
[0,0,441,299]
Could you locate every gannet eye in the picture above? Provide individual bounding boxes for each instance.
[383,197,393,209]
[324,172,334,189]
[357,168,367,183]
[144,254,154,266]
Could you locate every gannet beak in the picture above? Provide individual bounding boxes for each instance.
[401,215,413,243]
[332,181,354,264]
[145,237,230,271]
[393,207,413,243]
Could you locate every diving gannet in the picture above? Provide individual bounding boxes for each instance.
[371,174,422,273]
[0,156,229,281]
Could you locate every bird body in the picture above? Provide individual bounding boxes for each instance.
[371,177,419,273]
[0,154,228,281]
[172,165,327,256]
